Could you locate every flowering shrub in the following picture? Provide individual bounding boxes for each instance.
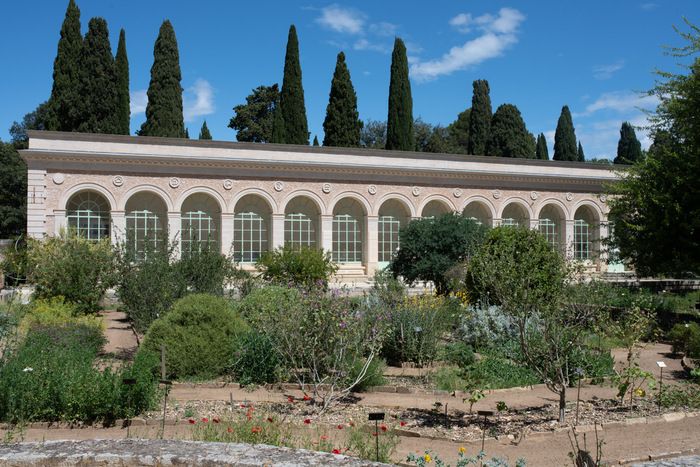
[230,330,283,386]
[406,449,526,466]
[256,246,337,289]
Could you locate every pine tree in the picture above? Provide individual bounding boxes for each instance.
[323,52,361,147]
[486,104,536,158]
[139,20,185,138]
[553,105,577,161]
[447,108,470,153]
[279,25,309,145]
[199,120,212,140]
[48,0,83,131]
[228,84,279,142]
[77,17,118,134]
[468,80,492,155]
[577,141,585,161]
[615,121,643,164]
[115,28,130,135]
[312,135,319,146]
[536,133,549,160]
[386,37,414,151]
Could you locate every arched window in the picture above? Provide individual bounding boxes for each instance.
[66,191,110,240]
[284,196,320,250]
[462,201,492,226]
[574,205,599,261]
[421,199,450,219]
[181,193,221,255]
[333,198,365,264]
[538,204,565,252]
[500,203,529,228]
[125,192,167,257]
[234,194,271,263]
[378,199,410,265]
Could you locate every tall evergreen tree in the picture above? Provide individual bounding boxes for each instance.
[228,84,279,142]
[48,0,83,131]
[312,135,319,146]
[139,20,185,138]
[447,108,470,153]
[615,121,643,164]
[185,128,189,139]
[536,133,549,160]
[386,37,414,151]
[115,28,130,135]
[486,104,536,158]
[199,120,212,140]
[279,25,309,145]
[553,105,578,161]
[323,52,361,147]
[577,141,585,161]
[468,80,492,155]
[77,17,118,134]
[271,107,286,143]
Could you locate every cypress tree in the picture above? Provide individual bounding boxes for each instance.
[486,104,536,158]
[279,25,309,145]
[386,37,414,151]
[553,105,577,161]
[536,133,549,160]
[577,141,585,161]
[199,120,212,140]
[185,128,189,139]
[49,0,83,131]
[323,52,361,147]
[615,121,643,164]
[77,17,118,134]
[468,80,492,155]
[115,28,130,135]
[271,107,285,143]
[313,135,319,146]
[139,20,185,138]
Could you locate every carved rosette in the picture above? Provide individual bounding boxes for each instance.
[368,185,377,195]
[52,173,65,185]
[599,194,608,203]
[492,190,502,199]
[322,183,331,194]
[453,188,463,198]
[530,191,538,200]
[273,181,285,192]
[412,186,421,197]
[112,175,124,187]
[223,179,233,190]
[169,177,181,189]
[566,192,574,202]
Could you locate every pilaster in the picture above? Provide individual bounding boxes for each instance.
[272,213,285,250]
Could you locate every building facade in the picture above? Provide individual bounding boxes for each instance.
[22,131,619,279]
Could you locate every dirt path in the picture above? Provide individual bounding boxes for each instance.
[100,309,138,360]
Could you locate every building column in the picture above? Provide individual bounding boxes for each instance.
[529,218,539,230]
[221,213,234,256]
[272,213,285,250]
[168,211,181,259]
[26,169,47,239]
[321,214,333,254]
[598,221,609,272]
[564,219,575,261]
[53,210,67,235]
[366,215,379,276]
[111,210,125,246]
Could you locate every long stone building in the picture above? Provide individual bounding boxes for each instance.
[22,131,619,279]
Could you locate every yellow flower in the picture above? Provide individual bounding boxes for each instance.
[424,454,432,463]
[459,446,466,454]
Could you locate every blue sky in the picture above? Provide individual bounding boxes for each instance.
[1,0,698,159]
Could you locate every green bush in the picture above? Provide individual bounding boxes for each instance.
[176,244,236,296]
[140,294,247,379]
[256,246,337,289]
[230,330,281,386]
[467,357,540,389]
[347,357,386,392]
[236,285,303,325]
[27,232,115,314]
[433,366,471,392]
[19,298,104,350]
[668,322,700,358]
[440,341,476,368]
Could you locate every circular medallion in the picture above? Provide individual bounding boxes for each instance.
[273,181,285,192]
[368,185,377,195]
[112,175,124,187]
[322,183,331,194]
[566,192,574,202]
[492,190,502,199]
[169,177,181,189]
[223,179,233,190]
[52,173,65,185]
[530,191,538,200]
[599,194,608,203]
[412,186,421,197]
[453,188,463,198]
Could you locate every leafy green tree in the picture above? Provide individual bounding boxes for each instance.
[360,119,386,149]
[77,17,118,134]
[115,28,130,135]
[323,52,361,147]
[577,141,585,161]
[386,38,414,151]
[486,104,535,158]
[535,133,549,160]
[553,105,578,161]
[425,126,452,153]
[312,135,319,146]
[198,120,212,140]
[413,118,433,152]
[139,20,185,138]
[0,142,26,237]
[607,20,700,276]
[228,84,279,143]
[279,25,309,145]
[615,121,643,164]
[468,80,492,155]
[48,0,82,131]
[447,108,471,153]
[390,214,487,295]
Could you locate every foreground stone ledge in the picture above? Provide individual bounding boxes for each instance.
[0,439,389,466]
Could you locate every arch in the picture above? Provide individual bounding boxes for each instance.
[233,194,273,262]
[65,190,111,240]
[372,193,417,217]
[572,199,604,222]
[498,198,533,227]
[175,186,227,213]
[180,192,222,254]
[418,195,456,218]
[229,188,278,215]
[327,191,371,217]
[534,197,570,220]
[118,185,174,212]
[332,197,366,264]
[377,198,412,265]
[284,195,321,249]
[461,195,497,219]
[125,191,168,256]
[537,202,567,252]
[462,197,495,226]
[280,189,326,215]
[573,203,601,261]
[60,182,117,211]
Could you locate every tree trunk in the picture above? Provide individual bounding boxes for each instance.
[559,389,566,423]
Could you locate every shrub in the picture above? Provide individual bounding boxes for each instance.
[27,232,115,314]
[668,322,700,358]
[458,305,519,353]
[230,330,282,386]
[0,237,28,287]
[368,268,406,310]
[347,357,386,392]
[176,244,236,296]
[256,246,337,289]
[440,341,475,368]
[390,213,487,295]
[236,285,303,325]
[433,366,471,392]
[467,357,540,389]
[140,294,247,379]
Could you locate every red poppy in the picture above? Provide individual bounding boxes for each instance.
[201,417,209,423]
[302,394,311,401]
[380,424,387,432]
[303,418,311,425]
[287,396,295,403]
[267,417,274,423]
[240,403,246,408]
[348,421,355,427]
[372,432,378,437]
[336,424,344,430]
[212,417,220,424]
[251,426,262,434]
[332,449,341,455]
[227,427,233,433]
[400,421,407,427]
[188,419,195,424]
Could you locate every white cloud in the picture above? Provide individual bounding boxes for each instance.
[369,21,397,37]
[353,38,388,53]
[576,91,658,117]
[412,8,525,81]
[316,5,365,34]
[130,89,147,114]
[183,79,215,122]
[640,2,658,10]
[593,60,625,80]
[575,115,652,160]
